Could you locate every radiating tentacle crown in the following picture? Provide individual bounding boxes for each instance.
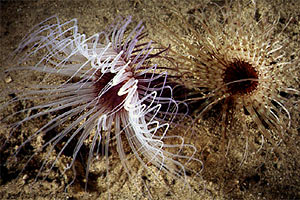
[2,15,199,191]
[160,2,300,158]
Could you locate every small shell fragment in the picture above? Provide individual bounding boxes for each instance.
[5,75,12,83]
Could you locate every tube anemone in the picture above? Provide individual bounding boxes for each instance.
[0,16,198,192]
[160,1,300,158]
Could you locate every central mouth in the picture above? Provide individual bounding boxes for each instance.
[93,72,128,110]
[223,60,259,96]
